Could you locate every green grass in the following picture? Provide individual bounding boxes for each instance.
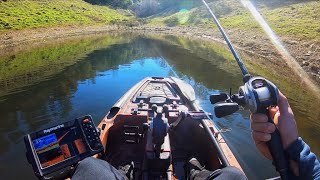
[149,0,320,40]
[150,9,217,27]
[0,0,133,32]
[149,0,260,29]
[261,1,320,39]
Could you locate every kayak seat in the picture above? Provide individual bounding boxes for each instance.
[169,114,222,172]
[105,114,148,168]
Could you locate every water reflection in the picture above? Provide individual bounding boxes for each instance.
[0,34,319,180]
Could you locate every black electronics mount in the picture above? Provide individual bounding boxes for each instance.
[24,115,104,179]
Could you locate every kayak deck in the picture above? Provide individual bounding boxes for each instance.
[97,77,242,179]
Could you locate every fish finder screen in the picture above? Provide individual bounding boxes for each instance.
[32,127,87,168]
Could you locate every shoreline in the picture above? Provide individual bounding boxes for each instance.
[0,24,319,85]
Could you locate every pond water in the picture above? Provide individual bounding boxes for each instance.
[0,33,319,179]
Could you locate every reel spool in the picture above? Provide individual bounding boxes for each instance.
[237,77,279,113]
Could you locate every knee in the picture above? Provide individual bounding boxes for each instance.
[220,166,247,180]
[77,157,97,169]
[73,157,127,180]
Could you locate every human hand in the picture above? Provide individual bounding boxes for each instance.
[250,92,299,160]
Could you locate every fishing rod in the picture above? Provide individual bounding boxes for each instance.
[201,0,250,82]
[201,0,289,179]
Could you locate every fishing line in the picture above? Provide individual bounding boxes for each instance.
[161,56,180,78]
[162,50,232,167]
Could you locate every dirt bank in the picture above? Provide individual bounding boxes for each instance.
[0,25,126,49]
[129,25,320,85]
[0,24,319,85]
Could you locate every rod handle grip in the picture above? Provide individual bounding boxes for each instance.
[263,110,289,180]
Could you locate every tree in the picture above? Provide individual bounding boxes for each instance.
[84,0,132,8]
[131,0,160,17]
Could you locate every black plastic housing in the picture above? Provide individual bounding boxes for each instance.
[214,103,239,118]
[210,93,229,104]
[24,115,104,179]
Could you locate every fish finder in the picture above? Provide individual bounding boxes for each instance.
[24,115,104,179]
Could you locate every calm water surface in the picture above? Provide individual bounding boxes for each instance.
[0,34,319,179]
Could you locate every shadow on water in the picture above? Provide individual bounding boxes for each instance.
[0,33,319,179]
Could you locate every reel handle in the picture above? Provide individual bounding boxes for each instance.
[261,109,289,180]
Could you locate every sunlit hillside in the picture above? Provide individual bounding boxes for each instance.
[0,0,134,32]
[149,0,320,40]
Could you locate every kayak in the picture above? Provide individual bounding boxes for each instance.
[97,77,242,179]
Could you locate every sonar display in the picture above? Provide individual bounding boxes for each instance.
[32,127,87,168]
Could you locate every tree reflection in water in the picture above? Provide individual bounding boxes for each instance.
[0,34,318,180]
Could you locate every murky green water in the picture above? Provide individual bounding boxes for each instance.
[0,33,319,180]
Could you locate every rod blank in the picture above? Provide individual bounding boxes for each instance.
[201,0,250,80]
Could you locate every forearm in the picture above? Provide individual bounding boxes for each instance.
[286,137,320,179]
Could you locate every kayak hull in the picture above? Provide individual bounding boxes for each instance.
[97,77,242,179]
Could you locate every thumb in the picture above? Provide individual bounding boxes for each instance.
[269,106,279,119]
[269,106,280,127]
[277,92,291,115]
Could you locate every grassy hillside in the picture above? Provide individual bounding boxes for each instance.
[1,0,318,40]
[149,0,320,40]
[0,0,134,32]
